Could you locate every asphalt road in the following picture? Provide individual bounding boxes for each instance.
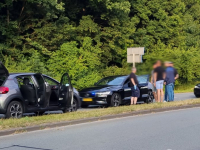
[1,107,200,150]
[0,92,196,118]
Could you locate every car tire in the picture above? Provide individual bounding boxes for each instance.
[68,98,78,112]
[195,94,200,98]
[146,91,154,104]
[110,93,121,107]
[81,105,88,108]
[6,101,23,119]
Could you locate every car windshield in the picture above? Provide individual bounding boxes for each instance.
[137,75,149,84]
[96,76,127,86]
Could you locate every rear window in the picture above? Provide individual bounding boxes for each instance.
[0,63,8,86]
[0,76,6,86]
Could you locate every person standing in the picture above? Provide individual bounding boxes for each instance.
[154,60,165,102]
[130,67,140,105]
[151,63,157,102]
[164,61,175,102]
[164,62,179,101]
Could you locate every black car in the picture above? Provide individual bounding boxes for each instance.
[79,75,154,108]
[194,83,200,97]
[0,62,80,118]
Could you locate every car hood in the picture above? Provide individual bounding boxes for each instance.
[79,85,121,92]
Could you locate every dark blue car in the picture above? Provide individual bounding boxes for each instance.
[79,75,154,108]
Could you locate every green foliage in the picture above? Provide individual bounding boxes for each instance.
[1,0,200,89]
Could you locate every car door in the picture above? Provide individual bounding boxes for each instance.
[33,73,49,107]
[59,73,73,108]
[123,80,132,100]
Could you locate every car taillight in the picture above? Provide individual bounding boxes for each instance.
[0,87,9,94]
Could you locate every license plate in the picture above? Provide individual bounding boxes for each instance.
[83,98,93,102]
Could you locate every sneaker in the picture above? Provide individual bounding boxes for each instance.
[164,100,167,102]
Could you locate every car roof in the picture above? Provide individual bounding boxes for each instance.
[102,75,129,78]
[8,73,59,82]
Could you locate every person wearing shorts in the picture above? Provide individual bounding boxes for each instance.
[130,67,140,105]
[154,60,165,102]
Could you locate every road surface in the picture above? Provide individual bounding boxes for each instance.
[0,107,200,150]
[0,92,196,118]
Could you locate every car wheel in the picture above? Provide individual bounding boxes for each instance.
[110,93,121,107]
[195,94,200,98]
[68,98,78,112]
[6,101,23,118]
[81,105,88,108]
[146,91,154,104]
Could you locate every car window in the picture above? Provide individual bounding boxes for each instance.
[16,76,35,88]
[96,76,127,86]
[44,77,58,86]
[137,75,149,84]
[0,76,7,86]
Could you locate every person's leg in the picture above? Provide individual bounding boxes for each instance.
[157,89,161,102]
[160,81,164,102]
[131,97,134,105]
[168,83,174,102]
[168,83,174,101]
[166,84,170,102]
[153,92,157,102]
[134,97,138,105]
[156,81,160,102]
[172,83,175,101]
[164,85,168,101]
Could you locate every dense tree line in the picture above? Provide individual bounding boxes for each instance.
[1,0,200,89]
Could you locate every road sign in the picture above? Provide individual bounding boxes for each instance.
[127,47,144,67]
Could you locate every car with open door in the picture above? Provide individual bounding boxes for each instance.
[79,75,154,108]
[0,62,78,118]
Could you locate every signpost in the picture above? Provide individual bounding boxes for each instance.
[127,47,144,67]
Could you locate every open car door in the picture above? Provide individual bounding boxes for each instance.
[59,73,73,108]
[0,62,9,77]
[33,73,48,107]
[0,62,9,86]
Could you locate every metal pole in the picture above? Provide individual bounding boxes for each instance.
[132,54,135,67]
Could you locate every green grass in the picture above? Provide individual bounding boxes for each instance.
[174,81,200,93]
[1,99,200,131]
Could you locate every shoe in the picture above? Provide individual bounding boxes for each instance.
[164,101,167,102]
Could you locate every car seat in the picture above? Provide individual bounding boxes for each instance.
[20,78,37,105]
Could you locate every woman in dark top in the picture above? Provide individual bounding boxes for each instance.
[130,67,140,105]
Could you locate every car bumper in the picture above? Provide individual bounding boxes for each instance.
[81,96,111,106]
[194,88,200,96]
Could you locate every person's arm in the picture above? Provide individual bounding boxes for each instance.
[175,74,179,80]
[131,78,136,86]
[131,78,137,90]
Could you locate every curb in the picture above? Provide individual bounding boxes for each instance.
[1,104,200,137]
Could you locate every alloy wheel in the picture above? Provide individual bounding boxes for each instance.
[10,103,23,118]
[71,99,78,112]
[147,91,154,103]
[113,94,120,107]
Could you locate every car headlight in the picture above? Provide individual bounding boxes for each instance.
[140,86,148,89]
[194,86,200,89]
[96,91,111,97]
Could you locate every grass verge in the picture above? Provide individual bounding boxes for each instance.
[0,99,200,131]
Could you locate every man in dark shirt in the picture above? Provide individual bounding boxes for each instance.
[130,67,140,105]
[154,60,165,102]
[164,61,175,102]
